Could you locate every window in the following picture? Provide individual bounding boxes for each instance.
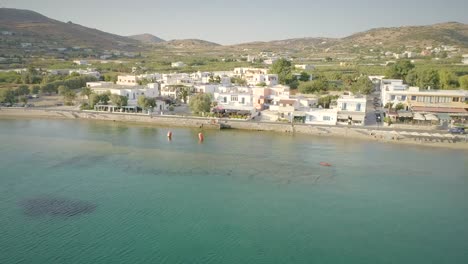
[356,103,361,112]
[241,97,245,104]
[391,95,396,100]
[342,103,347,110]
[323,116,331,121]
[411,96,416,101]
[453,97,460,102]
[231,95,238,102]
[401,95,407,101]
[223,97,227,103]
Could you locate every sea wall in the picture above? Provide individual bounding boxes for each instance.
[1,108,467,149]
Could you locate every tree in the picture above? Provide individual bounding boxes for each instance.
[176,86,191,104]
[385,60,415,80]
[298,79,328,94]
[16,85,30,96]
[81,86,93,99]
[405,69,419,86]
[231,76,247,86]
[88,93,100,108]
[58,85,76,105]
[99,91,111,105]
[137,96,156,110]
[269,59,293,86]
[189,93,212,115]
[317,95,338,109]
[298,72,311,82]
[439,70,458,89]
[350,76,373,95]
[110,94,128,107]
[416,69,439,89]
[0,89,16,104]
[395,103,405,111]
[30,85,40,95]
[459,75,468,90]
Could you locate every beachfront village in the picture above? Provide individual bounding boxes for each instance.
[1,60,468,136]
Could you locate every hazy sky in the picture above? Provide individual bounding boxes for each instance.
[3,0,468,44]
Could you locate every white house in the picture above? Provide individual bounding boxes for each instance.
[117,75,140,86]
[171,61,186,68]
[336,95,367,126]
[295,64,314,70]
[380,79,409,106]
[462,55,468,65]
[73,60,89,66]
[69,69,100,79]
[246,74,279,86]
[305,108,338,125]
[194,84,219,95]
[87,78,161,107]
[213,86,255,113]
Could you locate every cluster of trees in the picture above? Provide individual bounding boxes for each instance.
[40,75,97,94]
[58,85,76,105]
[0,84,43,104]
[137,96,156,111]
[386,60,468,90]
[269,59,310,89]
[298,74,373,95]
[82,90,128,109]
[189,93,212,115]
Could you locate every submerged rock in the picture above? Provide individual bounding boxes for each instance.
[19,197,96,217]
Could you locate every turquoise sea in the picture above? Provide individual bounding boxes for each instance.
[0,118,467,264]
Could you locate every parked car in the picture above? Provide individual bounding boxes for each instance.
[448,127,465,134]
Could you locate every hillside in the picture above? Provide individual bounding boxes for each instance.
[0,8,466,57]
[128,33,165,44]
[0,8,141,51]
[342,22,468,49]
[158,39,221,49]
[229,22,468,54]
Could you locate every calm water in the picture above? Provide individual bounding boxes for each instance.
[0,118,467,264]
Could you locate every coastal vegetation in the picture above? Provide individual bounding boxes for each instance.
[189,93,212,115]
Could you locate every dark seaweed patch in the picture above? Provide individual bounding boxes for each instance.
[19,197,96,217]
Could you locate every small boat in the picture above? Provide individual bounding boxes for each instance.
[319,162,332,167]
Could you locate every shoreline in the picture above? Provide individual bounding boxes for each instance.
[1,108,467,150]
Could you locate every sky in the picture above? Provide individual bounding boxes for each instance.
[2,0,468,45]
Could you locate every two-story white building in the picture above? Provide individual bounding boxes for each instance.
[213,86,255,113]
[336,95,367,125]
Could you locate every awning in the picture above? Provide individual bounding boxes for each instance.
[424,114,439,121]
[411,106,468,113]
[397,111,413,118]
[413,113,426,120]
[437,113,451,120]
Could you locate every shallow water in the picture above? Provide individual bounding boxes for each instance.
[0,118,467,264]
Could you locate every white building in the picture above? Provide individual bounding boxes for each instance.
[246,74,279,86]
[336,95,367,126]
[86,78,161,107]
[380,79,409,106]
[213,86,255,112]
[295,64,314,70]
[305,108,338,125]
[171,61,186,68]
[73,60,89,66]
[69,69,100,79]
[462,55,468,65]
[117,75,140,86]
